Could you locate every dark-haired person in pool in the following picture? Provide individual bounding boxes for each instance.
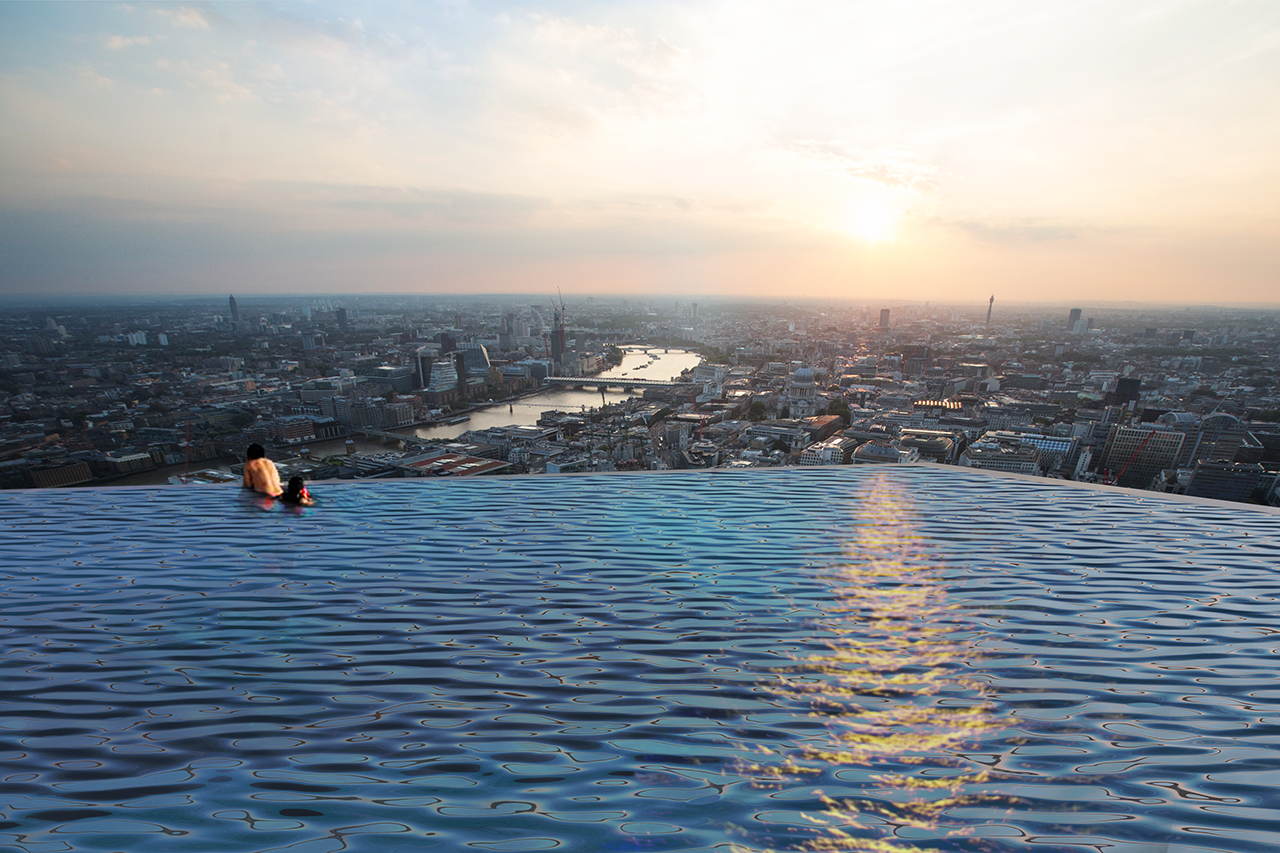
[280,475,314,507]
[243,443,283,497]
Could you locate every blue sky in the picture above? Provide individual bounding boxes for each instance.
[1,1,1278,304]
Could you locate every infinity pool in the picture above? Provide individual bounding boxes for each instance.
[2,467,1278,853]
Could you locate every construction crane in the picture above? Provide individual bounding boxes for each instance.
[1102,429,1155,486]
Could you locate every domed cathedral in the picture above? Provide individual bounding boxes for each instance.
[786,364,821,419]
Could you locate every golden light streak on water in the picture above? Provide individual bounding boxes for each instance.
[743,474,1009,852]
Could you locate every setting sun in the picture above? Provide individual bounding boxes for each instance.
[847,191,900,243]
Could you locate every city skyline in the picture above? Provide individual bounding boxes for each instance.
[2,1,1278,305]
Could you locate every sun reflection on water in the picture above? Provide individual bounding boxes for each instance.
[745,475,1008,852]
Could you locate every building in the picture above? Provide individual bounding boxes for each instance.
[1098,426,1186,489]
[959,438,1041,475]
[23,461,94,489]
[103,451,154,476]
[1110,376,1141,406]
[898,428,960,464]
[422,355,458,394]
[785,365,821,419]
[1155,411,1201,465]
[879,309,891,330]
[550,328,566,363]
[399,449,511,477]
[272,416,316,444]
[546,455,590,474]
[852,440,918,464]
[694,362,728,398]
[798,436,860,466]
[898,433,954,464]
[800,415,843,444]
[745,420,808,454]
[457,343,492,377]
[987,431,1078,472]
[228,295,240,324]
[1189,413,1246,466]
[1185,460,1264,503]
[324,397,393,429]
[371,365,415,394]
[1067,308,1082,330]
[384,401,415,427]
[297,377,355,402]
[681,441,720,469]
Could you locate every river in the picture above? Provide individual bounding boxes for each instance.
[113,347,702,486]
[403,346,702,441]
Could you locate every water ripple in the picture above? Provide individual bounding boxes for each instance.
[1,468,1278,852]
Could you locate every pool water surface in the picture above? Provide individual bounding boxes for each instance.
[1,467,1278,852]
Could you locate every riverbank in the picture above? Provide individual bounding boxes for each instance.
[108,347,701,487]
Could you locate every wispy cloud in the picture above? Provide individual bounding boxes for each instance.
[155,6,211,30]
[195,61,253,101]
[105,35,151,50]
[74,64,114,90]
[782,140,939,192]
[952,217,1088,245]
[324,185,550,224]
[493,11,696,134]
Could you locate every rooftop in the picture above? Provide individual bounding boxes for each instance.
[2,467,1278,852]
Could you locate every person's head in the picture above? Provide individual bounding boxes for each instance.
[247,443,265,460]
[286,476,305,496]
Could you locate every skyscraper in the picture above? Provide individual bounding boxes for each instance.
[229,295,240,324]
[1099,426,1185,489]
[454,352,469,401]
[337,307,348,332]
[1067,308,1081,330]
[879,309,891,330]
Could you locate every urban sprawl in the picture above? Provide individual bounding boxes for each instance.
[3,296,1278,506]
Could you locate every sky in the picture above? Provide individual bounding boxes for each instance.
[1,1,1278,305]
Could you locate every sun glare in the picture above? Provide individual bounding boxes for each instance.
[847,192,900,243]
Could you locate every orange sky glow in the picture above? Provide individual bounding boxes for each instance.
[1,1,1277,305]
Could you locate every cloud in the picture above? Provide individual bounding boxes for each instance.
[321,185,551,225]
[151,58,254,101]
[492,12,695,131]
[155,7,211,29]
[952,218,1086,245]
[782,140,939,192]
[75,64,114,90]
[196,61,254,101]
[530,15,683,78]
[105,35,152,50]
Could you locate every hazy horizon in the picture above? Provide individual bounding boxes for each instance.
[5,291,1278,317]
[2,1,1278,305]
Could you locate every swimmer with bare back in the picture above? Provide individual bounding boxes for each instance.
[243,443,283,497]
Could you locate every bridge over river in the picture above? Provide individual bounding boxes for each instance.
[346,428,435,447]
[543,376,696,390]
